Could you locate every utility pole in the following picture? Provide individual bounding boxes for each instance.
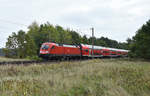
[49,30,51,42]
[91,27,94,56]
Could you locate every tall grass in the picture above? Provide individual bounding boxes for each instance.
[0,59,150,96]
[0,56,29,62]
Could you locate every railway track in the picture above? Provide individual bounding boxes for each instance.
[0,57,125,65]
[0,60,61,65]
[0,58,86,65]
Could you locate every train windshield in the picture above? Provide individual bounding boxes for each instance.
[41,45,49,50]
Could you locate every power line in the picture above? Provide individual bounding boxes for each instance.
[0,19,28,27]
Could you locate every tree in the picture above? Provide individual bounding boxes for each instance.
[81,35,88,44]
[27,21,40,54]
[56,25,72,44]
[4,30,37,58]
[5,32,18,57]
[95,38,107,47]
[130,19,150,59]
[16,30,26,58]
[24,34,37,57]
[70,30,81,44]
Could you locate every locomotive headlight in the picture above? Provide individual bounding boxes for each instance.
[45,51,49,53]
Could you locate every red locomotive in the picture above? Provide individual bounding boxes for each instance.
[39,42,129,59]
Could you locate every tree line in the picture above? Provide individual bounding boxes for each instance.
[3,22,128,58]
[128,19,150,59]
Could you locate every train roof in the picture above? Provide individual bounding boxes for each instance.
[82,44,104,49]
[106,47,129,52]
[82,44,129,52]
[43,42,80,48]
[42,43,129,52]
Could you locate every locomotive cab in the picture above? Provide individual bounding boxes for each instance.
[40,44,50,54]
[39,43,56,59]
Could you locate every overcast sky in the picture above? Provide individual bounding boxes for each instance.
[0,0,150,48]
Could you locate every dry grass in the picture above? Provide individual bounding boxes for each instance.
[0,58,150,96]
[0,56,29,62]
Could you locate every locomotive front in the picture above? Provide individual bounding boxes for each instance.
[39,43,55,59]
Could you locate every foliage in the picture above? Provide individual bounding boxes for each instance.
[81,35,88,44]
[5,30,36,58]
[129,19,150,59]
[70,30,82,44]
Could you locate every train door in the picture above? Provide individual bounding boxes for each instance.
[89,49,92,56]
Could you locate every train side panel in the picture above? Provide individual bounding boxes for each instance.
[50,45,64,56]
[64,47,81,56]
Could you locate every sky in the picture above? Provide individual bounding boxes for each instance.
[0,0,150,48]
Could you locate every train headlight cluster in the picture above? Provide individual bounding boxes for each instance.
[40,51,49,54]
[45,51,49,53]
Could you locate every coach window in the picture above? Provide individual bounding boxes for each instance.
[103,51,109,53]
[51,46,55,49]
[85,49,89,52]
[118,52,121,54]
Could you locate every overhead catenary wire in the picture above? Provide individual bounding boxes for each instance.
[0,18,94,37]
[0,19,28,27]
[0,18,98,38]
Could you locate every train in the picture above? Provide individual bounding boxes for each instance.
[39,42,129,60]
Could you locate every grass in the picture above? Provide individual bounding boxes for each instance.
[0,58,150,96]
[0,56,29,62]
